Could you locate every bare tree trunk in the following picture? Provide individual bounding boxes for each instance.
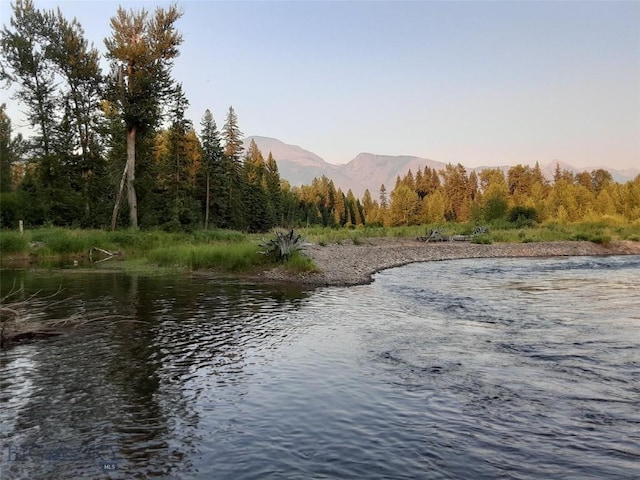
[111,162,128,231]
[205,172,210,230]
[126,126,138,229]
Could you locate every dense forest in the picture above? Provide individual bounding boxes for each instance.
[1,1,638,233]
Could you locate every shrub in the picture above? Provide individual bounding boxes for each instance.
[260,230,308,260]
[471,234,492,244]
[508,206,538,228]
[284,251,318,273]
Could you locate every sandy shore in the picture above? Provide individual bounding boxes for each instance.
[257,239,640,287]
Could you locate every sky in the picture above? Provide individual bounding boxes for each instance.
[1,0,639,170]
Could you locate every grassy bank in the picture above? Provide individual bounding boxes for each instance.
[0,227,305,274]
[0,219,638,272]
[299,218,640,246]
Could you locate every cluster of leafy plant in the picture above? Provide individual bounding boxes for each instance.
[260,230,309,260]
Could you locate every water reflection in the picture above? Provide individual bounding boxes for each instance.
[0,271,310,479]
[1,258,639,479]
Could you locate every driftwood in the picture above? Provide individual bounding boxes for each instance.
[0,288,131,349]
[259,229,309,260]
[417,226,490,243]
[417,229,446,242]
[89,247,122,263]
[1,288,78,348]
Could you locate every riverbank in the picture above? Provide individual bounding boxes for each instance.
[256,239,640,286]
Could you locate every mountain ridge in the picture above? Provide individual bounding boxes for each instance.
[244,136,639,197]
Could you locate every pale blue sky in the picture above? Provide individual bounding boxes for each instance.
[2,0,639,170]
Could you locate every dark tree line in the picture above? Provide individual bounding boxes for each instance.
[0,1,315,232]
[2,1,638,232]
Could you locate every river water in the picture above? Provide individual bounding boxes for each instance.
[1,255,639,479]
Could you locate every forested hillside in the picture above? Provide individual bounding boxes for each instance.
[1,1,638,233]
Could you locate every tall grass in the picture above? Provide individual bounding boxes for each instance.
[0,231,27,253]
[1,218,637,271]
[146,242,268,272]
[283,251,319,273]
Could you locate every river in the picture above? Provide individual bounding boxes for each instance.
[1,255,639,479]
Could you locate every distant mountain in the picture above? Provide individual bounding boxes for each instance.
[341,153,447,196]
[242,136,353,192]
[539,160,639,184]
[244,136,639,198]
[244,136,447,196]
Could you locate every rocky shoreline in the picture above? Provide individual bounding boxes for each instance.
[257,239,640,287]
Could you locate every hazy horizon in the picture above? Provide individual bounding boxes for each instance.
[2,0,639,171]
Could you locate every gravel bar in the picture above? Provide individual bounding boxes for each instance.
[256,239,640,287]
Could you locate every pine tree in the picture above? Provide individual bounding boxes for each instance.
[242,139,272,232]
[379,184,388,210]
[265,152,283,225]
[199,109,225,229]
[104,3,183,229]
[162,84,200,230]
[222,106,244,162]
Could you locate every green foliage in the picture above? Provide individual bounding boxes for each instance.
[482,195,509,222]
[28,228,105,254]
[471,234,492,244]
[0,193,22,228]
[283,250,318,273]
[2,2,638,237]
[0,231,27,253]
[571,232,611,244]
[508,206,538,227]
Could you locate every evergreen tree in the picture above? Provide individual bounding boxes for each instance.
[104,3,183,229]
[1,0,57,158]
[0,105,25,227]
[345,189,361,226]
[361,189,379,225]
[441,163,471,221]
[334,188,347,226]
[199,109,225,229]
[242,139,272,232]
[0,104,24,193]
[419,189,446,224]
[389,183,419,226]
[265,152,283,225]
[1,1,111,227]
[222,106,244,162]
[151,92,201,231]
[379,184,388,210]
[220,106,245,229]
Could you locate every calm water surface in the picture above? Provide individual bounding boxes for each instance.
[1,255,639,479]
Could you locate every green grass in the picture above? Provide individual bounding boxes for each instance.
[146,242,268,272]
[283,251,319,273]
[0,231,28,253]
[1,218,638,272]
